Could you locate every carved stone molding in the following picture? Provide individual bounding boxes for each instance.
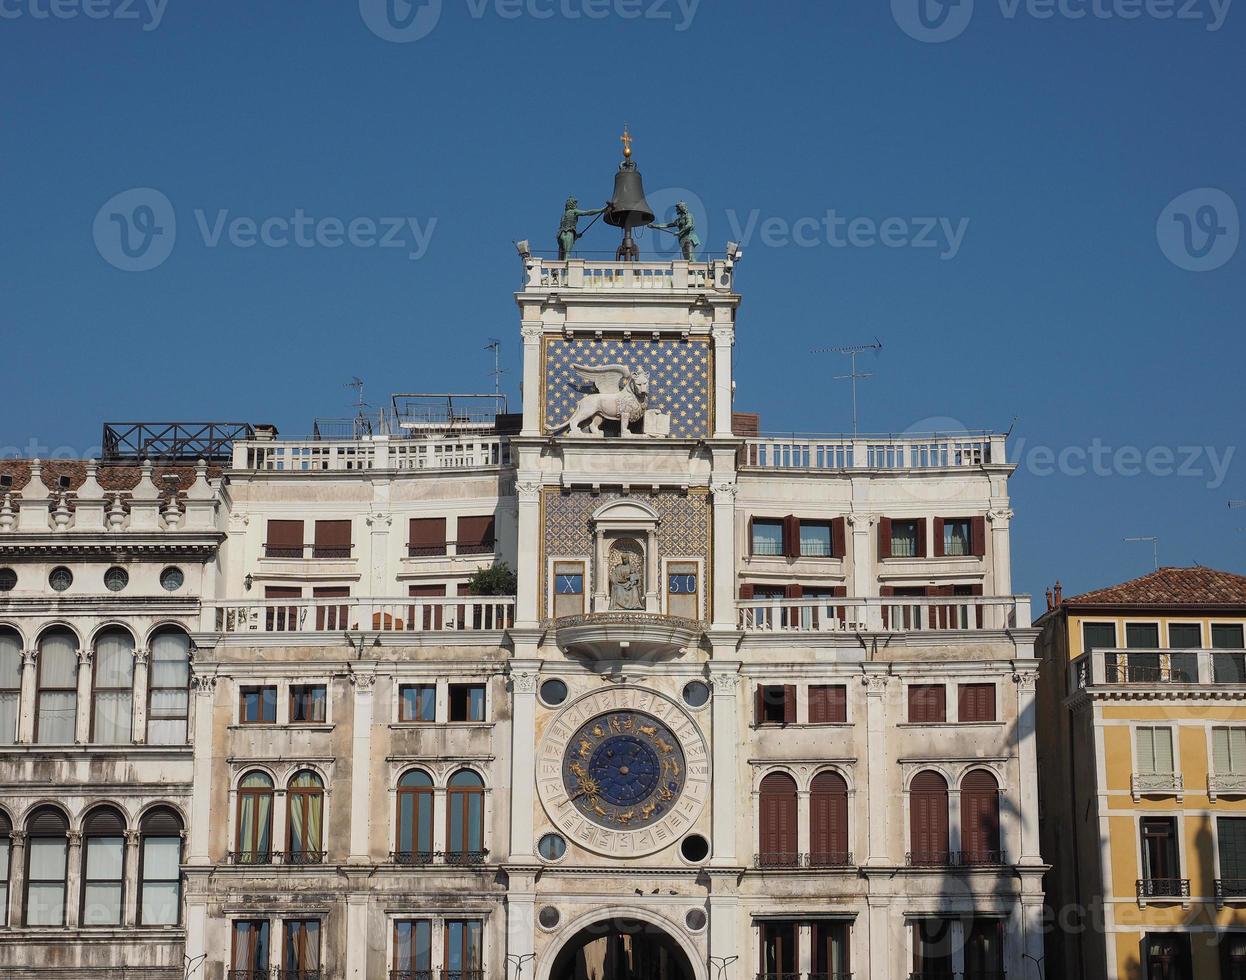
[710,481,737,501]
[861,673,891,695]
[988,508,1015,525]
[134,647,151,668]
[76,648,93,667]
[510,670,539,695]
[125,830,141,847]
[515,481,542,503]
[709,670,738,694]
[711,327,735,347]
[67,831,82,847]
[191,672,218,696]
[8,831,26,847]
[1012,670,1038,693]
[349,669,378,691]
[366,513,392,528]
[521,322,544,343]
[22,649,37,668]
[847,513,875,529]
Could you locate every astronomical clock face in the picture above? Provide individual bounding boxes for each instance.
[538,687,709,858]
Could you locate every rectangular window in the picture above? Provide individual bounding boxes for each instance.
[1140,816,1179,881]
[1214,624,1246,649]
[943,518,973,557]
[808,684,847,724]
[394,919,433,974]
[91,631,134,745]
[0,632,19,746]
[812,922,850,977]
[289,685,327,724]
[1221,932,1246,980]
[553,561,586,619]
[890,519,921,558]
[1217,652,1246,684]
[912,919,954,975]
[449,683,486,722]
[1082,621,1118,653]
[760,921,798,976]
[908,684,947,724]
[965,919,1005,976]
[1144,932,1191,978]
[399,684,436,723]
[445,919,484,979]
[139,836,181,925]
[456,516,496,556]
[756,684,795,725]
[667,561,699,621]
[1220,818,1246,897]
[26,837,67,926]
[283,919,321,976]
[1126,623,1161,649]
[265,519,305,558]
[1214,728,1246,775]
[264,586,302,633]
[313,586,350,632]
[958,683,997,723]
[147,631,189,744]
[751,519,784,557]
[799,521,833,558]
[312,519,351,559]
[1136,727,1175,774]
[239,686,277,724]
[1169,623,1203,648]
[232,920,270,976]
[409,517,448,557]
[81,834,124,925]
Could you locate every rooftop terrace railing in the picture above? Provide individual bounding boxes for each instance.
[738,595,1030,634]
[740,433,1005,472]
[208,597,514,635]
[1071,648,1246,693]
[234,435,510,472]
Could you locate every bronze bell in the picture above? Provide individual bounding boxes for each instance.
[605,162,655,261]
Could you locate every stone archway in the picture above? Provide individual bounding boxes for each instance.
[546,914,699,980]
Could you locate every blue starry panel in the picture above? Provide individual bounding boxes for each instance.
[543,338,712,439]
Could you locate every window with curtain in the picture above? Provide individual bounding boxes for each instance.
[448,684,485,722]
[24,806,68,926]
[446,770,484,861]
[396,770,434,863]
[912,919,954,976]
[943,518,973,556]
[147,630,190,744]
[286,771,324,864]
[759,921,797,978]
[0,629,21,744]
[960,770,1002,865]
[965,919,1005,976]
[444,919,483,980]
[1140,817,1180,890]
[909,771,950,866]
[758,772,799,868]
[399,684,436,722]
[232,920,270,977]
[1136,727,1175,775]
[751,519,784,557]
[81,806,126,925]
[812,922,849,979]
[1215,728,1246,775]
[235,772,274,864]
[394,919,433,977]
[799,521,832,557]
[0,811,10,926]
[240,686,278,724]
[289,684,327,723]
[92,629,135,744]
[1221,931,1246,980]
[35,630,78,744]
[283,919,321,977]
[139,807,183,925]
[890,519,921,558]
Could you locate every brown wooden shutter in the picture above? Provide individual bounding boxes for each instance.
[313,520,351,557]
[739,583,755,600]
[960,770,1001,859]
[731,412,760,437]
[810,771,848,862]
[457,516,495,551]
[783,684,797,724]
[878,518,892,559]
[830,517,846,559]
[783,515,800,559]
[971,516,987,557]
[908,684,945,723]
[809,685,846,724]
[408,518,447,556]
[915,518,927,558]
[754,685,764,725]
[932,517,945,558]
[958,683,996,722]
[266,520,304,555]
[759,773,798,861]
[313,586,350,630]
[408,583,447,630]
[910,772,949,862]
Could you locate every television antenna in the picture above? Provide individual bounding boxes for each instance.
[485,339,505,401]
[1123,535,1159,571]
[811,339,883,434]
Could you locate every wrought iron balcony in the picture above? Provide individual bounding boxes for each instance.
[439,849,489,867]
[275,972,322,980]
[1136,877,1191,905]
[228,972,270,980]
[1216,878,1246,906]
[807,850,855,868]
[389,972,434,980]
[391,849,435,866]
[905,850,1007,868]
[755,851,804,869]
[284,849,326,866]
[1131,772,1184,802]
[755,973,802,980]
[226,850,329,866]
[226,850,273,866]
[906,850,954,868]
[388,849,488,867]
[440,972,485,980]
[753,852,856,869]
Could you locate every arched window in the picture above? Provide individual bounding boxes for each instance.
[446,770,484,862]
[24,806,68,926]
[910,771,950,866]
[0,810,11,926]
[809,771,850,867]
[147,629,190,744]
[35,629,78,744]
[961,770,1002,865]
[236,772,274,865]
[0,629,21,745]
[758,772,799,868]
[81,805,126,925]
[396,770,434,864]
[92,629,135,744]
[139,807,183,925]
[286,771,324,865]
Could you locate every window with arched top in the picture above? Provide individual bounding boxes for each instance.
[446,770,484,861]
[92,629,135,744]
[81,805,126,925]
[139,807,183,925]
[961,770,1002,865]
[809,771,850,867]
[0,629,21,745]
[0,810,11,926]
[396,770,434,864]
[909,771,950,866]
[235,772,274,865]
[35,630,78,744]
[758,772,799,868]
[147,629,190,744]
[286,771,324,865]
[24,806,68,926]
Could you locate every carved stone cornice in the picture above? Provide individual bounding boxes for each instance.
[521,322,544,343]
[366,513,392,528]
[709,669,739,694]
[8,831,26,847]
[77,648,92,667]
[349,668,378,691]
[134,647,150,668]
[1012,669,1038,693]
[0,535,221,561]
[22,649,37,668]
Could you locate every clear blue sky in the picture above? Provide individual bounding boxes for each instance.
[2,0,1243,601]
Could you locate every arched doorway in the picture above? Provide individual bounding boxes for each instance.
[548,915,697,980]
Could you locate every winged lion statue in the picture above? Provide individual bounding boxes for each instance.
[551,363,650,437]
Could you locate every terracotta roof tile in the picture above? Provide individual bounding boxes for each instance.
[1067,566,1246,607]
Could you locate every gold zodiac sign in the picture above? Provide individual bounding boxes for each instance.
[657,786,673,802]
[638,725,657,737]
[640,802,657,819]
[592,724,605,738]
[617,811,635,825]
[577,739,592,759]
[610,716,623,733]
[654,737,675,755]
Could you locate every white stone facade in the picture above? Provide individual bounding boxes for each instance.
[0,253,1043,980]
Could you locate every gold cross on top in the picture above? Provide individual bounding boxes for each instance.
[620,126,633,159]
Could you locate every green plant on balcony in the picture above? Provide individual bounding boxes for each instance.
[466,561,516,596]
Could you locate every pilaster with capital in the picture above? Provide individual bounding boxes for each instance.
[187,669,217,864]
[521,321,544,436]
[74,648,93,744]
[988,506,1014,596]
[711,325,735,437]
[122,830,142,926]
[348,665,379,864]
[17,649,37,743]
[514,479,543,627]
[847,512,876,602]
[862,669,891,865]
[6,831,26,927]
[709,662,741,865]
[131,646,150,744]
[1013,667,1043,864]
[64,831,83,928]
[507,660,542,860]
[710,478,737,630]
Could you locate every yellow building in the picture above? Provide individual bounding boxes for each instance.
[1036,566,1246,980]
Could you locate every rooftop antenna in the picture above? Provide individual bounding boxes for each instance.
[811,338,883,434]
[345,377,373,436]
[484,339,504,402]
[1123,535,1160,571]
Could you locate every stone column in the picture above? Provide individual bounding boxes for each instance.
[348,667,377,864]
[74,648,93,744]
[64,830,83,928]
[988,507,1014,599]
[131,646,150,744]
[18,649,37,743]
[520,322,543,437]
[344,878,371,980]
[365,513,392,597]
[507,661,541,861]
[710,479,737,630]
[7,831,25,927]
[123,830,141,926]
[504,871,537,980]
[708,663,740,865]
[712,326,735,438]
[187,672,217,864]
[862,670,891,865]
[514,482,543,627]
[1013,668,1043,864]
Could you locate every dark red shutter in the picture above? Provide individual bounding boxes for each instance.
[971,516,987,557]
[810,772,848,863]
[832,585,848,623]
[313,586,350,631]
[785,582,802,628]
[932,517,945,558]
[266,520,304,556]
[878,518,892,559]
[739,583,755,600]
[915,519,927,558]
[959,683,996,722]
[408,584,447,630]
[960,770,1001,861]
[458,516,495,552]
[313,520,351,557]
[759,773,798,862]
[754,685,764,725]
[782,685,797,724]
[910,771,949,862]
[409,518,447,556]
[908,684,945,723]
[783,515,800,559]
[264,586,301,632]
[830,517,846,559]
[809,685,846,724]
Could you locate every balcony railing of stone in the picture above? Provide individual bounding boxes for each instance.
[1131,772,1184,802]
[1136,877,1191,906]
[1209,772,1246,801]
[740,432,1004,472]
[209,597,514,635]
[388,850,489,866]
[738,596,1029,634]
[1216,878,1246,906]
[523,257,727,293]
[754,852,855,869]
[234,435,510,473]
[1070,648,1246,694]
